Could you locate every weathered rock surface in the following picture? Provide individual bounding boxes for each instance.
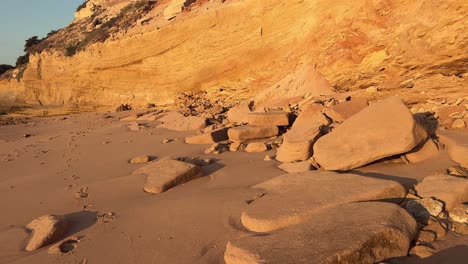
[163,0,186,20]
[415,174,468,211]
[158,112,206,131]
[185,128,229,144]
[405,139,439,163]
[438,129,468,167]
[133,158,203,194]
[228,125,278,142]
[313,97,427,170]
[126,122,141,131]
[246,112,290,126]
[276,110,329,162]
[241,171,407,232]
[244,142,268,153]
[277,161,313,173]
[2,0,466,110]
[323,97,368,123]
[25,215,68,251]
[226,202,417,264]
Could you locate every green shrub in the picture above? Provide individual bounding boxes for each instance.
[65,45,78,57]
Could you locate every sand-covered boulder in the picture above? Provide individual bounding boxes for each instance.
[25,215,68,251]
[228,125,278,142]
[241,171,406,232]
[323,97,368,123]
[313,97,427,170]
[405,139,439,163]
[133,158,203,194]
[276,110,329,162]
[438,130,468,167]
[415,174,468,211]
[158,112,206,131]
[185,128,229,144]
[246,112,290,126]
[226,202,417,264]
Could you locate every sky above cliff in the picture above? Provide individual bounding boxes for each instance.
[0,0,85,65]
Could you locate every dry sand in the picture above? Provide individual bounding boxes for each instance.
[0,111,466,263]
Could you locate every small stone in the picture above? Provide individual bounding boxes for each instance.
[264,155,272,161]
[365,86,378,93]
[230,142,241,152]
[204,143,229,155]
[452,119,466,128]
[25,215,69,251]
[447,166,468,177]
[245,142,268,153]
[129,156,150,164]
[405,198,444,225]
[185,128,229,144]
[162,138,173,144]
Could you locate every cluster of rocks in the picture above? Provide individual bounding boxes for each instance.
[412,96,468,129]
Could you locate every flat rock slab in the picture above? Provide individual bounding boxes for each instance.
[415,174,468,211]
[276,110,329,162]
[158,112,206,131]
[438,129,468,167]
[185,128,229,144]
[25,215,68,251]
[241,171,407,232]
[226,202,417,264]
[246,112,290,126]
[314,97,427,171]
[133,158,203,194]
[277,161,313,173]
[323,97,368,123]
[228,125,278,142]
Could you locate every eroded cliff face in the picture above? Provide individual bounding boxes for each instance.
[0,0,467,110]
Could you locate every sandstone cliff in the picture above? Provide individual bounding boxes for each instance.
[0,0,467,111]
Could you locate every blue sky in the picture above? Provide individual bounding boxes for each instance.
[0,0,85,65]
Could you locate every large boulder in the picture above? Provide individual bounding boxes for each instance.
[314,97,427,170]
[158,112,206,131]
[323,97,368,123]
[185,128,229,144]
[276,109,330,162]
[241,171,407,232]
[228,125,278,142]
[246,112,290,126]
[415,174,468,211]
[25,215,68,251]
[133,158,203,194]
[226,202,417,264]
